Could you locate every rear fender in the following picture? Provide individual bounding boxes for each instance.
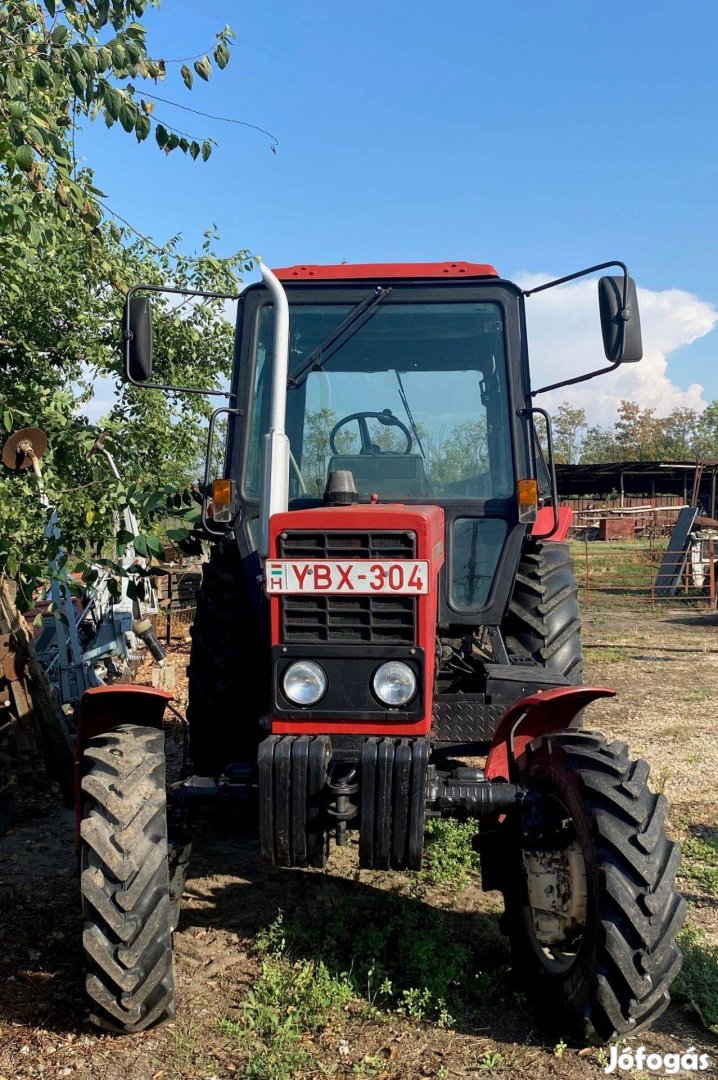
[75,685,173,834]
[484,685,615,783]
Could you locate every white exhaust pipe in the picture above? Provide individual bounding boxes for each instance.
[258,259,291,557]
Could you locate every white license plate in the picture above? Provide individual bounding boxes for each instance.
[265,559,429,595]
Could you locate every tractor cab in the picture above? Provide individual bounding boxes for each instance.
[237,263,524,625]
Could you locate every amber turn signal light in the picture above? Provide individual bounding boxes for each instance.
[516,479,539,523]
[212,478,235,523]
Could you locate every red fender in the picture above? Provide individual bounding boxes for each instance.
[484,685,615,783]
[530,505,573,542]
[75,685,173,836]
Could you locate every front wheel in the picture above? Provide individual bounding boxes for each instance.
[80,725,176,1032]
[494,729,685,1043]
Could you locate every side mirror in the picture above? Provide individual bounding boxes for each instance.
[125,295,154,382]
[598,275,642,363]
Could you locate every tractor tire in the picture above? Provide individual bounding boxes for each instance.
[495,729,685,1043]
[502,538,583,683]
[80,725,175,1033]
[187,543,267,775]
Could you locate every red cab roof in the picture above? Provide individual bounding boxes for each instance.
[272,261,499,282]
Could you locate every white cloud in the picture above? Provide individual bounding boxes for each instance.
[520,274,717,424]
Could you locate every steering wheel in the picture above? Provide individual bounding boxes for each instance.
[329,409,413,455]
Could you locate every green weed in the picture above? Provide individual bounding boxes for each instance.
[586,647,630,663]
[257,894,503,1027]
[476,1049,502,1071]
[673,926,718,1034]
[657,724,691,740]
[681,833,718,896]
[422,818,480,890]
[220,947,353,1079]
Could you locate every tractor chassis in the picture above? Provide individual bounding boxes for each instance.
[167,733,524,872]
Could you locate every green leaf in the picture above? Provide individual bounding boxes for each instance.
[111,42,128,70]
[119,99,138,133]
[155,123,169,149]
[194,55,212,82]
[6,554,18,578]
[104,86,122,120]
[15,145,34,172]
[201,140,212,162]
[166,527,190,541]
[181,64,193,90]
[126,578,145,602]
[135,114,151,142]
[133,535,149,557]
[146,534,164,557]
[44,0,57,15]
[33,61,52,88]
[189,140,200,161]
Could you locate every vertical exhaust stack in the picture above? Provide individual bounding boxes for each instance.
[258,260,291,557]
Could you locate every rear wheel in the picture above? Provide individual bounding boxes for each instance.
[80,725,175,1032]
[502,539,583,683]
[494,729,685,1043]
[187,543,267,774]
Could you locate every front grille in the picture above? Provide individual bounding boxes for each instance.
[279,530,417,645]
[279,531,416,560]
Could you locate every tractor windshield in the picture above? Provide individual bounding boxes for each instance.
[246,299,513,503]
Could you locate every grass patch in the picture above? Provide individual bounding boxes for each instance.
[584,646,630,663]
[422,818,480,890]
[256,889,506,1030]
[673,926,718,1034]
[220,947,353,1079]
[685,687,711,702]
[656,724,692,740]
[680,833,718,896]
[220,898,506,1076]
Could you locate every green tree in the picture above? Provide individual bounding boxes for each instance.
[0,2,251,601]
[426,419,488,489]
[300,409,357,495]
[552,402,587,465]
[693,402,718,459]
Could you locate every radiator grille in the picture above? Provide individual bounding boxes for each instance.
[279,530,417,645]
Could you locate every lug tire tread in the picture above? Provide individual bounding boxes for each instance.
[503,539,583,683]
[80,725,175,1033]
[498,728,685,1043]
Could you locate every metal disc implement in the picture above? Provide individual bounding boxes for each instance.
[2,426,48,470]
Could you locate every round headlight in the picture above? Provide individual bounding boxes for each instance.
[372,661,417,707]
[282,661,327,706]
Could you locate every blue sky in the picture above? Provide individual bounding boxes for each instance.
[78,0,718,417]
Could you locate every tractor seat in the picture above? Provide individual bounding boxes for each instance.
[327,453,428,499]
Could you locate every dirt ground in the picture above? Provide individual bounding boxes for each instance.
[1,612,717,1080]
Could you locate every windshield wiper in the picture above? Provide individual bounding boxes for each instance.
[287,285,392,390]
[395,369,426,459]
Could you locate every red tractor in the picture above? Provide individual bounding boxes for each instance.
[76,260,684,1041]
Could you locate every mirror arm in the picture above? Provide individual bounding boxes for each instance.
[520,406,559,540]
[201,406,242,537]
[123,283,239,399]
[531,360,621,398]
[525,259,632,396]
[522,260,629,309]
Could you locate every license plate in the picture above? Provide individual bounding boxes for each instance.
[265,559,429,595]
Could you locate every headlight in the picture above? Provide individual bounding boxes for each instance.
[282,661,327,706]
[372,661,417,707]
